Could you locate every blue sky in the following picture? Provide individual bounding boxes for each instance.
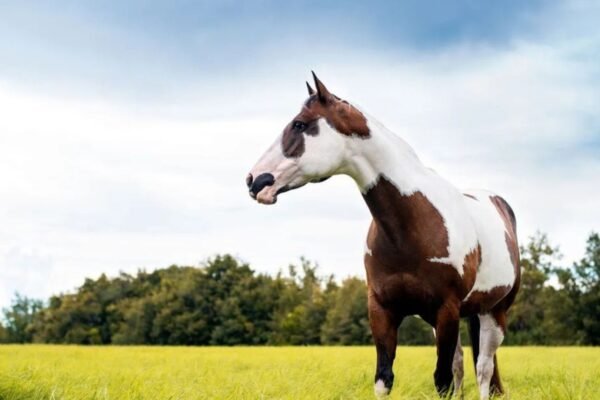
[0,1,555,96]
[0,1,599,308]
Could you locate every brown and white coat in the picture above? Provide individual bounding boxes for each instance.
[247,73,520,399]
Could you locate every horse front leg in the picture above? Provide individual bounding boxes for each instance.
[433,299,461,397]
[368,292,401,398]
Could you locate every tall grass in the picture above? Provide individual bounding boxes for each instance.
[0,346,598,399]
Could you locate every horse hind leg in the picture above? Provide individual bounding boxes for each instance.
[433,326,464,397]
[433,300,461,397]
[489,310,507,396]
[489,354,503,396]
[467,315,480,377]
[452,332,464,397]
[476,312,506,399]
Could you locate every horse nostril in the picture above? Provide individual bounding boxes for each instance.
[249,173,275,196]
[246,173,253,189]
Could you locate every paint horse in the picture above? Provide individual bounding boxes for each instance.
[246,73,520,399]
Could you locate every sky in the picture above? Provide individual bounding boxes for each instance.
[0,1,599,309]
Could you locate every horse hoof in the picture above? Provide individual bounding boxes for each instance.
[374,379,390,397]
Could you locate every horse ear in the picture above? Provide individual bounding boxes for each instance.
[312,71,332,103]
[306,81,315,96]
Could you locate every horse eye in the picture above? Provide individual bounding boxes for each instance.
[293,121,306,131]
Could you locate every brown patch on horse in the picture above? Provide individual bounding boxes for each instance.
[305,94,371,137]
[363,176,449,261]
[461,244,481,296]
[490,195,519,273]
[311,72,370,138]
[321,98,370,137]
[280,94,369,158]
[281,117,319,158]
[281,124,305,158]
[506,233,519,272]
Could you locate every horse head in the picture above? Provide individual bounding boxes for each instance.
[246,72,370,204]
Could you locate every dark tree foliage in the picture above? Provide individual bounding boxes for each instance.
[506,232,563,344]
[398,316,435,345]
[321,277,370,344]
[0,323,8,343]
[1,293,43,343]
[563,233,600,344]
[3,232,599,345]
[268,259,333,345]
[506,231,600,345]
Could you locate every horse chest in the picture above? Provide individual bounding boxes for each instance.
[365,224,471,313]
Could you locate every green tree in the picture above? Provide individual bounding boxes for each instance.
[21,235,598,347]
[269,259,330,344]
[321,277,370,345]
[571,232,600,344]
[506,232,562,344]
[0,322,9,343]
[210,265,279,345]
[2,293,43,343]
[398,316,435,345]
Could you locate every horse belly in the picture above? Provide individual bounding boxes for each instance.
[460,190,517,315]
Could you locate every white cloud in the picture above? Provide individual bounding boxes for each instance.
[1,32,599,308]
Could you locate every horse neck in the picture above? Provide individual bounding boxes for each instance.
[342,113,446,240]
[343,113,431,194]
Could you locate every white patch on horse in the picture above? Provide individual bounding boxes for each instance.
[364,242,373,257]
[301,119,348,177]
[462,190,516,298]
[477,314,504,399]
[374,379,389,397]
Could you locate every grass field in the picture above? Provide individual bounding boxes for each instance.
[0,346,598,400]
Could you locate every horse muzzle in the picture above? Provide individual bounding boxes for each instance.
[247,173,278,204]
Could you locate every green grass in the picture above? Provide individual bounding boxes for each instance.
[0,346,598,399]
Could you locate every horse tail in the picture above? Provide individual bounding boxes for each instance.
[503,199,517,238]
[467,315,480,374]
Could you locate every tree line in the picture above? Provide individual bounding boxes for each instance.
[1,232,598,346]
